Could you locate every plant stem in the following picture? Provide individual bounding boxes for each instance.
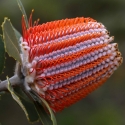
[0,75,23,92]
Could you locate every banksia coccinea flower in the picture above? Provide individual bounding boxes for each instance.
[20,14,122,112]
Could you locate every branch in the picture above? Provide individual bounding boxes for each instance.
[0,75,23,92]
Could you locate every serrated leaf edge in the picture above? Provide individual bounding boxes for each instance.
[30,91,57,125]
[34,101,52,125]
[2,18,22,63]
[2,18,21,51]
[6,77,39,123]
[41,98,57,125]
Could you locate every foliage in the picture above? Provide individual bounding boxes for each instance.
[0,0,57,125]
[0,0,124,125]
[0,35,5,74]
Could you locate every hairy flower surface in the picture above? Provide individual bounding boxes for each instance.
[20,16,122,112]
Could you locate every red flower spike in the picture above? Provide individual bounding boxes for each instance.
[20,15,123,112]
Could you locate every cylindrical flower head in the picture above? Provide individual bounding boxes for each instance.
[20,16,122,112]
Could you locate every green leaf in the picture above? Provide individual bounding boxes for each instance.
[30,91,57,125]
[41,98,57,125]
[34,101,53,125]
[2,18,21,63]
[13,27,22,44]
[0,35,5,74]
[7,77,39,123]
[17,0,29,29]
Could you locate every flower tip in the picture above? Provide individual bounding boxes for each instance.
[32,9,34,13]
[120,57,123,64]
[111,36,114,41]
[37,18,40,22]
[4,17,7,19]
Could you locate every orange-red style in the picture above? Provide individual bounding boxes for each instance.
[20,14,122,112]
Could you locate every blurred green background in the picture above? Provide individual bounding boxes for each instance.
[0,0,125,125]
